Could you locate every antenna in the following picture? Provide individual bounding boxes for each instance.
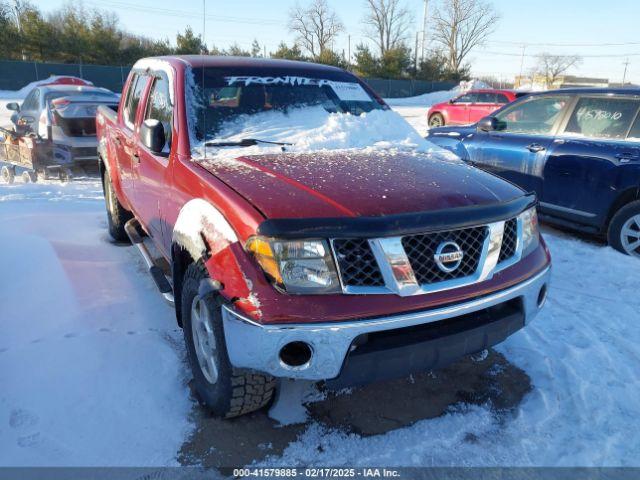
[622,58,630,85]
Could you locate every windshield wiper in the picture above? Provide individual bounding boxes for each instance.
[204,138,292,148]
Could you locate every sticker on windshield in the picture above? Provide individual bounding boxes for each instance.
[328,81,371,102]
[224,76,371,102]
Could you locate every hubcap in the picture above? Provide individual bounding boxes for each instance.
[621,214,640,257]
[190,297,219,384]
[430,116,443,127]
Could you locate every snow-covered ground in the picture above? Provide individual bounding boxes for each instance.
[0,180,193,466]
[1,177,639,467]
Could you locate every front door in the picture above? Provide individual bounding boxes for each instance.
[470,94,572,195]
[542,95,640,226]
[447,92,476,125]
[133,71,174,254]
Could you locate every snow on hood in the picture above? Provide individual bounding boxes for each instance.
[191,105,457,162]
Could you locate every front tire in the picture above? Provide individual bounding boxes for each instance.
[428,113,445,128]
[103,169,132,242]
[181,262,276,418]
[608,200,640,257]
[1,165,15,184]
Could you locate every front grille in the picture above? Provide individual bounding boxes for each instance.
[499,218,518,263]
[333,238,385,287]
[402,226,488,284]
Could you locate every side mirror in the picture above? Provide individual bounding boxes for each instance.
[448,99,455,104]
[140,119,166,154]
[478,116,498,132]
[6,102,20,112]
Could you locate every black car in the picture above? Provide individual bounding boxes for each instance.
[427,88,640,257]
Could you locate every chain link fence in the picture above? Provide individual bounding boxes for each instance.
[0,59,459,98]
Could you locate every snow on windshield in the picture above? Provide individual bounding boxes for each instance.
[190,105,455,161]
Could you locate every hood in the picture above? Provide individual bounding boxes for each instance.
[196,149,524,219]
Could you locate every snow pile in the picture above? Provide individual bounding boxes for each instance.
[192,106,452,162]
[0,180,193,466]
[258,229,640,466]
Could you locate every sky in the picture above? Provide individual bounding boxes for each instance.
[35,0,640,84]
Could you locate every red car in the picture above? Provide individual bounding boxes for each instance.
[428,89,523,128]
[96,56,550,418]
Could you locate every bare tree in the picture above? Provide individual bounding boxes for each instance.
[362,0,412,57]
[432,0,499,73]
[535,53,582,87]
[288,0,344,58]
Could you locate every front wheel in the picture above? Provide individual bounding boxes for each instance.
[428,113,445,128]
[1,165,15,184]
[103,168,132,242]
[181,263,276,418]
[608,200,640,257]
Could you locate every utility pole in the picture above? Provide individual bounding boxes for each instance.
[622,58,630,85]
[420,0,429,63]
[347,35,351,68]
[518,44,527,86]
[13,0,26,60]
[414,31,419,75]
[201,0,206,54]
[264,45,267,58]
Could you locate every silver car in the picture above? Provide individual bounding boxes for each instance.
[6,85,119,171]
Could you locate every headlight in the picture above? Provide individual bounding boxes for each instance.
[247,237,341,294]
[519,207,540,256]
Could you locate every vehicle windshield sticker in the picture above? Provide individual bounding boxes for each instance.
[224,76,371,102]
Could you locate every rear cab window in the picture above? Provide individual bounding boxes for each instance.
[561,96,640,140]
[122,73,149,130]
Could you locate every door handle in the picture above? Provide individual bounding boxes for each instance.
[132,151,140,164]
[614,152,639,163]
[527,143,546,153]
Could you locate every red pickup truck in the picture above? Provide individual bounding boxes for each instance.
[96,56,551,418]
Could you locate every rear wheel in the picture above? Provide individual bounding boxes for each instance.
[181,262,276,418]
[428,113,445,128]
[103,169,131,242]
[22,170,37,183]
[608,200,640,257]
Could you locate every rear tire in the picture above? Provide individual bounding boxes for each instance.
[103,168,132,242]
[608,200,640,257]
[181,262,276,418]
[428,113,445,128]
[22,170,37,183]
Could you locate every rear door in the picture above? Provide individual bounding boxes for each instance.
[133,71,174,250]
[541,95,640,227]
[470,94,572,194]
[115,72,149,199]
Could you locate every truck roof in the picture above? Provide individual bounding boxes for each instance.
[141,55,346,74]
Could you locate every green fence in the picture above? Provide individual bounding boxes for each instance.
[0,60,131,93]
[0,60,457,98]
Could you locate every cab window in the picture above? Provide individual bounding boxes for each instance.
[22,89,40,111]
[454,93,476,104]
[494,96,570,135]
[477,92,497,103]
[144,72,173,152]
[496,94,510,104]
[563,97,640,140]
[123,73,148,129]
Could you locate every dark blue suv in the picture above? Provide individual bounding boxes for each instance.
[427,88,640,257]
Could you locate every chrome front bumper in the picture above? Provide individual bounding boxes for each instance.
[221,266,551,380]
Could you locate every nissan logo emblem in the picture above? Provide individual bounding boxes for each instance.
[434,241,464,273]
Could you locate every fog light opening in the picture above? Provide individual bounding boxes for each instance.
[537,284,548,308]
[279,341,313,368]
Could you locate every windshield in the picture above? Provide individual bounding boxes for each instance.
[190,67,386,142]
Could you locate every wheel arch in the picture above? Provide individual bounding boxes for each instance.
[605,186,640,230]
[170,198,241,327]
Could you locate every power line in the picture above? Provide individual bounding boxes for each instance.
[489,39,640,48]
[83,0,284,26]
[482,50,640,59]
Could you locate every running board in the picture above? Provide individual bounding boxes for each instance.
[124,218,175,305]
